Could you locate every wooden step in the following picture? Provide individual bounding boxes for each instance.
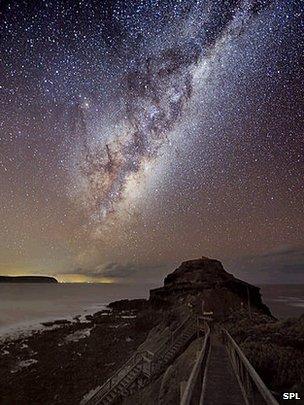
[120,379,130,388]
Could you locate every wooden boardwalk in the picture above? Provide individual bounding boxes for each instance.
[181,325,279,405]
[203,334,245,405]
[82,313,279,405]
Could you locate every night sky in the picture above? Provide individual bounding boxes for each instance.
[0,0,303,284]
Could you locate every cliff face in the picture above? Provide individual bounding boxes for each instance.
[149,257,272,319]
[0,276,58,283]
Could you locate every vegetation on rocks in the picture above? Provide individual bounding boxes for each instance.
[224,311,304,397]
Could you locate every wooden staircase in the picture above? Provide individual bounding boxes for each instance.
[100,364,143,404]
[81,316,196,405]
[150,319,196,375]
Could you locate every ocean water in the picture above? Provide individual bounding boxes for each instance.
[0,283,154,337]
[0,283,303,338]
[259,284,304,319]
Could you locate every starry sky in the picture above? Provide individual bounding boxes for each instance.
[0,0,303,284]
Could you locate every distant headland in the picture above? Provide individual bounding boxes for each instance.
[0,276,58,283]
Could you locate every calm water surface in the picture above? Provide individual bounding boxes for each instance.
[259,284,304,319]
[0,283,155,334]
[0,283,303,335]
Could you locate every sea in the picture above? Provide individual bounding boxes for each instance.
[258,284,304,319]
[0,283,303,339]
[0,283,155,339]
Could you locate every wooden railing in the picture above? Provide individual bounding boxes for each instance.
[82,315,195,404]
[155,316,191,357]
[221,329,279,405]
[171,316,192,344]
[180,324,210,405]
[150,316,195,375]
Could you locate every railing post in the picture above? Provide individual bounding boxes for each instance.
[196,315,199,339]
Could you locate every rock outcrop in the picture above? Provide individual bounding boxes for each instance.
[108,299,149,311]
[149,256,272,319]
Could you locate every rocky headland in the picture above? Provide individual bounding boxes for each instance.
[149,256,272,317]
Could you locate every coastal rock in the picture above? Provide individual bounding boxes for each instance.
[149,256,272,318]
[41,319,72,327]
[108,299,149,311]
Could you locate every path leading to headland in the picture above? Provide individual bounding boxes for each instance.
[203,334,245,405]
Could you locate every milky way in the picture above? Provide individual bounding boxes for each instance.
[74,0,273,225]
[0,0,303,283]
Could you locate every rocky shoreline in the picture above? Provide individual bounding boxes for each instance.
[0,302,159,405]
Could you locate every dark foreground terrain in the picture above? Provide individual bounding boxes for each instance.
[1,258,303,405]
[0,304,159,405]
[223,310,304,399]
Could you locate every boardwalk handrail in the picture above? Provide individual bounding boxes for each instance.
[171,315,192,343]
[150,316,194,374]
[180,324,210,405]
[82,315,195,404]
[222,329,279,405]
[153,315,191,359]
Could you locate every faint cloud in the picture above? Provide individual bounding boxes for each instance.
[229,245,304,284]
[255,246,304,260]
[62,262,170,283]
